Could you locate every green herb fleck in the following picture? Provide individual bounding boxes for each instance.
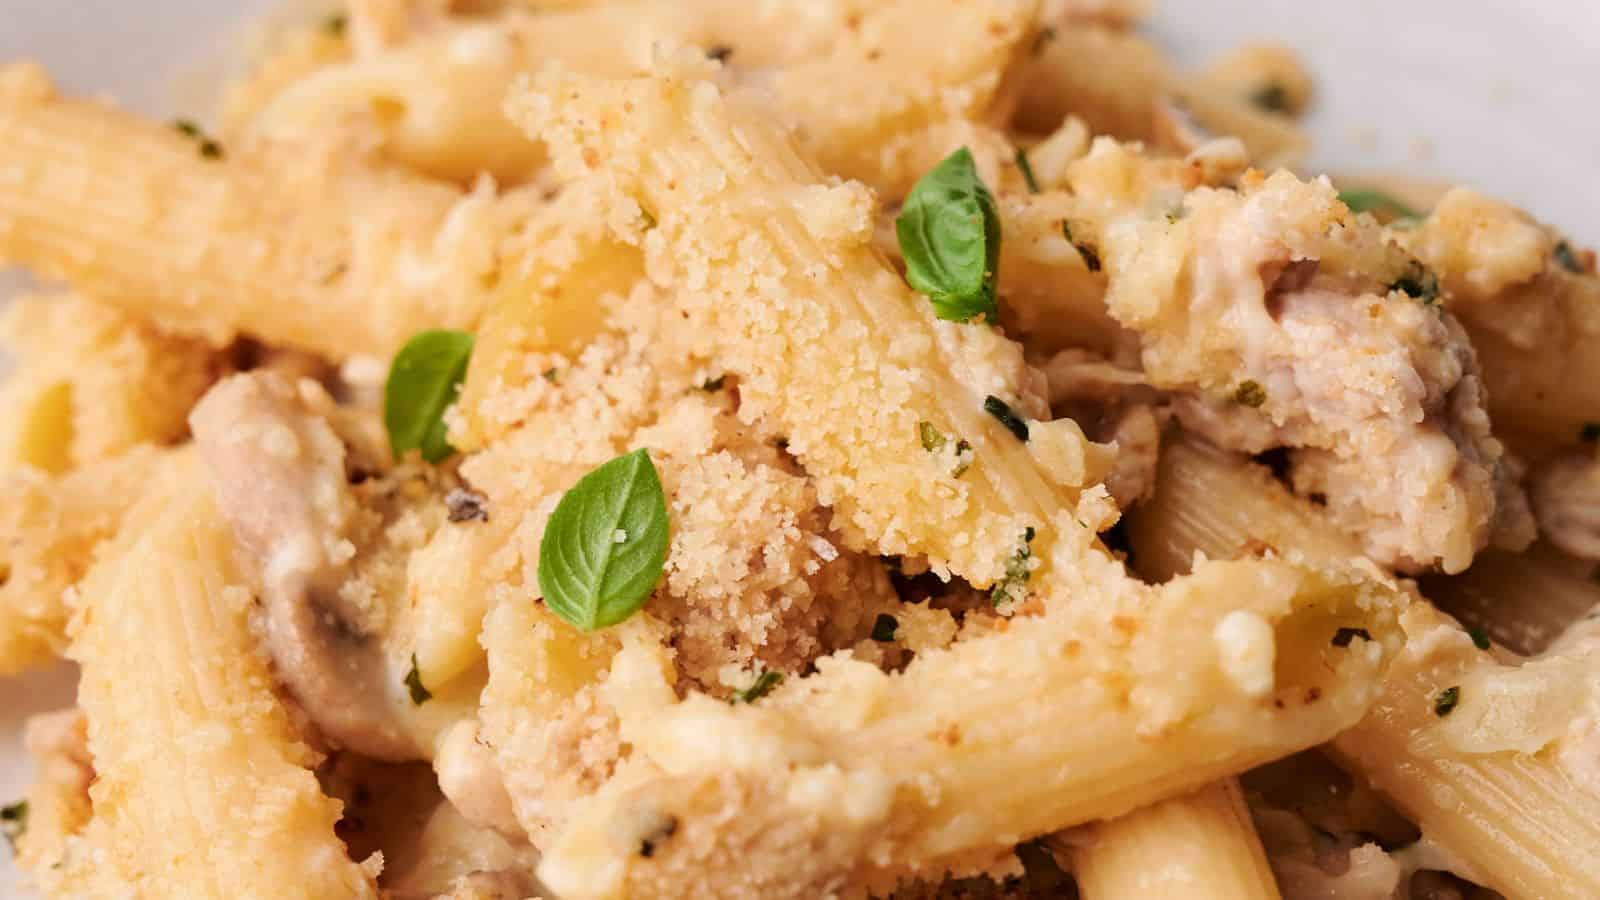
[173,119,225,161]
[1339,189,1421,222]
[173,119,202,139]
[1582,423,1600,442]
[537,449,670,632]
[1,800,25,851]
[1062,221,1102,272]
[1331,627,1372,647]
[1234,380,1267,409]
[384,329,475,463]
[991,527,1037,606]
[404,654,432,705]
[896,147,1002,323]
[871,613,899,642]
[699,375,726,392]
[1555,240,1586,274]
[918,420,946,452]
[1015,147,1040,194]
[1390,261,1440,305]
[1434,685,1460,717]
[983,396,1029,441]
[732,670,783,704]
[1250,82,1290,114]
[1468,627,1491,651]
[324,13,348,36]
[542,367,561,383]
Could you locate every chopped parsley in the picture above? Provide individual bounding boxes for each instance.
[1390,261,1440,305]
[1339,189,1421,222]
[542,367,561,383]
[917,420,973,475]
[1015,147,1041,194]
[173,118,225,161]
[871,613,899,642]
[1555,240,1586,274]
[1468,627,1491,651]
[732,671,783,704]
[699,375,726,392]
[404,654,432,705]
[1234,380,1267,409]
[983,396,1030,441]
[991,527,1037,606]
[1,800,26,850]
[1250,82,1290,114]
[705,44,734,63]
[1434,685,1460,717]
[1061,221,1102,272]
[1582,423,1600,442]
[1331,627,1372,647]
[445,488,489,523]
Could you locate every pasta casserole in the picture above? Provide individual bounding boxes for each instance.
[0,1,1596,898]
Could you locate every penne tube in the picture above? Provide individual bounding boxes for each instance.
[1419,543,1600,656]
[510,54,1118,586]
[1071,779,1281,900]
[0,63,531,361]
[41,457,378,898]
[1128,432,1600,900]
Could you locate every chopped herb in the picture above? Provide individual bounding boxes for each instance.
[173,118,202,139]
[1032,25,1057,55]
[705,44,734,63]
[1061,221,1102,272]
[951,439,973,477]
[1339,189,1422,222]
[1015,147,1041,194]
[1250,82,1290,114]
[699,375,726,392]
[445,488,488,523]
[732,670,783,703]
[324,13,348,36]
[537,449,670,632]
[384,329,475,463]
[173,119,224,160]
[1582,423,1600,442]
[1390,261,1440,305]
[1,800,26,850]
[918,420,946,452]
[1434,685,1460,717]
[1555,240,1586,274]
[896,147,1002,323]
[871,613,899,642]
[1468,627,1491,651]
[404,654,432,705]
[542,367,561,383]
[1234,380,1267,409]
[991,527,1037,606]
[1331,627,1372,647]
[983,396,1029,441]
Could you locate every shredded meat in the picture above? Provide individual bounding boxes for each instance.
[191,371,417,760]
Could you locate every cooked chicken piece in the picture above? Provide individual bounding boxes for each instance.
[1100,168,1528,573]
[191,371,418,760]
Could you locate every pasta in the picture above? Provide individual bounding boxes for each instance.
[1,1,1596,898]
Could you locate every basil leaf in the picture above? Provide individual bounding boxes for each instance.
[404,654,432,706]
[538,449,670,631]
[1338,189,1421,222]
[384,329,475,463]
[896,147,1002,322]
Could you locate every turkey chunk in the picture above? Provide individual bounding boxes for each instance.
[1102,170,1529,572]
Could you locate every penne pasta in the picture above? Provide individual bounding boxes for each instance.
[1420,543,1600,656]
[1071,779,1281,900]
[43,457,378,898]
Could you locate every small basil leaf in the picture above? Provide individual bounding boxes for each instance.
[1338,189,1421,222]
[538,449,670,631]
[384,329,475,463]
[896,147,1002,323]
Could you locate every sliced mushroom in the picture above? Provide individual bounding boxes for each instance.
[191,372,418,761]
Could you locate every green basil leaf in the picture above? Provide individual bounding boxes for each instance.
[1338,188,1421,222]
[896,147,1002,322]
[538,448,670,631]
[384,329,475,463]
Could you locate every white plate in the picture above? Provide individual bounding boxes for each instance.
[0,1,1595,896]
